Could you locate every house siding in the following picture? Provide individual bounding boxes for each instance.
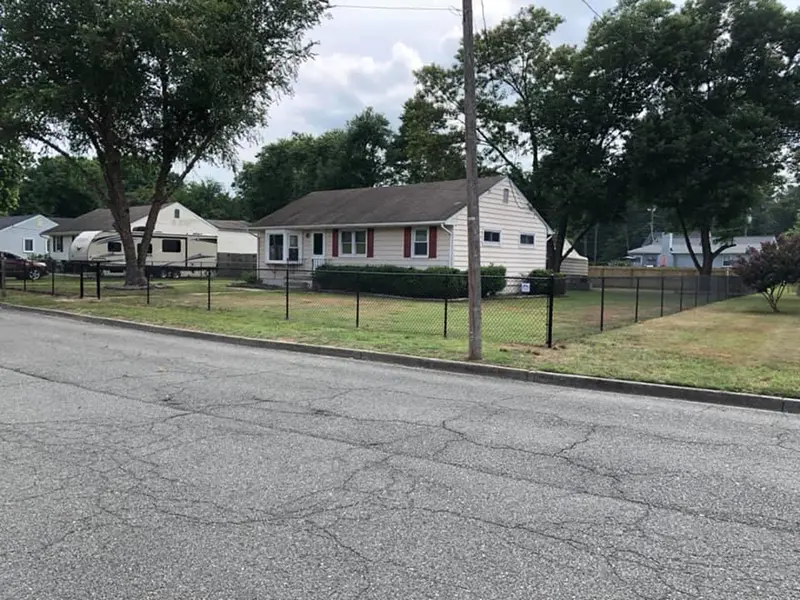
[0,216,58,256]
[216,230,258,255]
[132,203,218,237]
[633,253,742,268]
[48,234,74,262]
[451,179,549,279]
[256,226,453,286]
[561,255,589,276]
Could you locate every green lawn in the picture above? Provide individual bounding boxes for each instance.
[3,277,798,397]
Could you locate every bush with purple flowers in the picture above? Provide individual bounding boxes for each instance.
[733,235,800,312]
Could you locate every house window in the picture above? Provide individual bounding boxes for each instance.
[137,243,153,255]
[54,236,64,253]
[288,234,300,262]
[520,233,535,246]
[503,189,510,204]
[483,230,501,244]
[341,230,367,256]
[413,228,429,257]
[174,208,180,219]
[107,241,123,253]
[162,239,182,253]
[722,257,736,267]
[23,238,34,253]
[46,239,51,253]
[268,233,284,261]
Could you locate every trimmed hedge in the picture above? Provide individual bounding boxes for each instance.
[312,264,507,299]
[526,269,566,296]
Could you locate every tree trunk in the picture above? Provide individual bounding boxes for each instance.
[103,152,147,287]
[698,227,714,277]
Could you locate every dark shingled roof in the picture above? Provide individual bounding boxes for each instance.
[44,206,152,235]
[0,215,37,230]
[252,176,506,228]
[209,219,251,232]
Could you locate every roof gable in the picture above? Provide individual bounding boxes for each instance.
[0,215,37,230]
[252,176,506,228]
[45,205,153,235]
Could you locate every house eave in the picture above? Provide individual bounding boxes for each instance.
[251,220,449,231]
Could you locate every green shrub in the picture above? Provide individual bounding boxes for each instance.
[312,264,506,299]
[480,264,507,296]
[526,269,566,296]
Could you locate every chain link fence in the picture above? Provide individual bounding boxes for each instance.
[1,261,746,348]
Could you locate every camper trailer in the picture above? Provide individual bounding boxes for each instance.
[69,231,217,277]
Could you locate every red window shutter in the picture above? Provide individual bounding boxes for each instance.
[403,227,412,258]
[332,229,339,257]
[367,228,375,258]
[429,226,438,259]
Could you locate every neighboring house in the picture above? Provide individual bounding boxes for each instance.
[0,215,58,257]
[559,239,589,277]
[627,233,776,268]
[208,220,258,276]
[46,218,76,263]
[45,204,255,268]
[250,176,552,289]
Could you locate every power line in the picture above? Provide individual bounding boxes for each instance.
[332,3,461,12]
[480,0,488,34]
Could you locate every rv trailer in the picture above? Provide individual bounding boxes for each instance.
[69,231,217,277]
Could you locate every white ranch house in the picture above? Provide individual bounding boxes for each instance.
[251,176,559,289]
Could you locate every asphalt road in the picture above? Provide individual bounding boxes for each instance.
[1,311,799,600]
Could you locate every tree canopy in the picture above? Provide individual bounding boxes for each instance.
[1,0,327,283]
[235,108,394,219]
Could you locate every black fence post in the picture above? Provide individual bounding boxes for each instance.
[694,275,699,308]
[660,275,665,317]
[679,276,684,312]
[634,277,640,323]
[146,270,151,305]
[23,262,27,292]
[207,269,211,311]
[355,273,360,328]
[95,263,101,299]
[600,276,606,332]
[284,268,290,320]
[546,275,555,348]
[51,267,55,296]
[706,276,712,305]
[443,297,449,338]
[79,264,85,299]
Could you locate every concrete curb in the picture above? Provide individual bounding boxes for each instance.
[3,302,799,414]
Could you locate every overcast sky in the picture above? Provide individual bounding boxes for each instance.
[190,0,798,188]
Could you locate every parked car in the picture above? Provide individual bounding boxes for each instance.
[0,252,49,280]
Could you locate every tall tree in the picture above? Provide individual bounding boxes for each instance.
[413,2,667,271]
[627,0,799,275]
[338,108,394,189]
[16,156,103,217]
[173,179,245,221]
[0,140,26,214]
[1,0,327,285]
[237,107,394,220]
[389,93,466,184]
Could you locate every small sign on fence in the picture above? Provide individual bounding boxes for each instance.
[520,281,531,294]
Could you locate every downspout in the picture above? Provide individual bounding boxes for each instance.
[440,223,455,268]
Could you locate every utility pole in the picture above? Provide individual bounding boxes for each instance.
[462,0,482,360]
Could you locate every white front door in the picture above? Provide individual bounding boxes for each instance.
[311,232,325,270]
